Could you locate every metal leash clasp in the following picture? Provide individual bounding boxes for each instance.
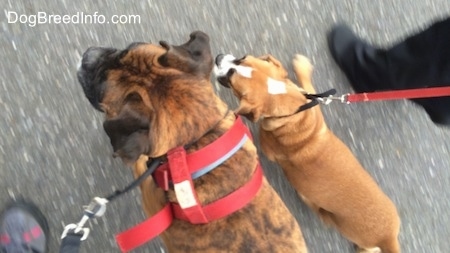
[316,94,349,105]
[61,197,109,240]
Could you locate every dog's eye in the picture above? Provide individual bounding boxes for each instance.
[233,55,247,65]
[192,51,202,57]
[125,92,142,103]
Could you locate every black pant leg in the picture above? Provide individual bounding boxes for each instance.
[385,17,450,125]
[387,17,450,89]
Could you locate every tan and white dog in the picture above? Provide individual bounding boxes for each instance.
[215,53,401,253]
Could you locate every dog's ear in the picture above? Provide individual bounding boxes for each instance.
[235,100,261,122]
[259,55,282,67]
[258,54,288,79]
[158,31,213,78]
[103,108,150,164]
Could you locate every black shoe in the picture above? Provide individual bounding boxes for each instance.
[327,24,391,92]
[0,199,49,253]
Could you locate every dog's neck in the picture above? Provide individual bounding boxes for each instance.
[185,103,233,152]
[261,106,321,136]
[260,80,318,130]
[255,80,306,119]
[185,96,235,152]
[259,83,328,158]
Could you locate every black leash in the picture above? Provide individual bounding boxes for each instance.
[59,157,163,253]
[105,157,164,202]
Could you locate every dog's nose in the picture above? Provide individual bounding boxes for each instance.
[215,54,225,66]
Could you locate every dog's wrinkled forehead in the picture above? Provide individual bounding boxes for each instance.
[77,31,213,112]
[76,31,216,164]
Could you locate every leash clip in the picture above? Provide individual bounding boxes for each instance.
[83,197,109,218]
[60,197,108,240]
[61,223,90,241]
[316,94,349,105]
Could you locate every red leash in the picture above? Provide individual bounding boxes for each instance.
[346,86,450,103]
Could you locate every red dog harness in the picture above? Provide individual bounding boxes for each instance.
[115,116,264,252]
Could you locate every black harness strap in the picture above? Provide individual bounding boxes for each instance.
[304,89,337,100]
[297,88,337,113]
[269,89,337,118]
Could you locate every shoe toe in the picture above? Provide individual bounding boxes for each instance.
[0,200,48,253]
[327,24,358,65]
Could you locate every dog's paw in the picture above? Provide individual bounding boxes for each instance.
[292,54,316,93]
[293,54,313,75]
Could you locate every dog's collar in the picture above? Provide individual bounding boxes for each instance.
[266,89,337,119]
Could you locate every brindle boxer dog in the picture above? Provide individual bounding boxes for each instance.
[76,31,307,252]
[215,54,401,253]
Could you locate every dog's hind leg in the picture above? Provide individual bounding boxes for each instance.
[355,236,400,253]
[299,194,337,227]
[356,246,381,253]
[317,207,340,227]
[377,237,401,253]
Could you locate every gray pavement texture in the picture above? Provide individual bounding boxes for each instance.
[1,1,449,252]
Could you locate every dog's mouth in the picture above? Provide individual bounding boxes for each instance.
[214,54,253,88]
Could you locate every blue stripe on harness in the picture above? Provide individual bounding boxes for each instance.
[191,134,249,179]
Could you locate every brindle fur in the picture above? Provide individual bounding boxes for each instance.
[217,54,401,253]
[77,32,307,252]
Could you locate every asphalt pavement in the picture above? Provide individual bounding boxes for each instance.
[1,1,449,252]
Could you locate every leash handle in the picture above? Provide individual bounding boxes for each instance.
[346,86,450,103]
[59,233,83,253]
